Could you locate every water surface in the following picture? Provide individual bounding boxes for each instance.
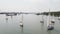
[0,14,60,34]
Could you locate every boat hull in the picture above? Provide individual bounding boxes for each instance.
[47,26,54,30]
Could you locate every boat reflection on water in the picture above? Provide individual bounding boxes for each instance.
[20,27,23,34]
[41,22,44,34]
[47,30,52,34]
[5,17,8,23]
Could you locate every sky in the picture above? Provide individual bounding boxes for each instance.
[0,0,60,12]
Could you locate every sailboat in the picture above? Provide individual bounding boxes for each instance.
[40,15,44,23]
[20,14,23,27]
[47,9,54,30]
[51,14,55,24]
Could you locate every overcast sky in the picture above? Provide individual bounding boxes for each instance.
[0,0,60,12]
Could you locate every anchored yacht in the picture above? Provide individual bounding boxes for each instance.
[20,14,23,27]
[47,9,54,30]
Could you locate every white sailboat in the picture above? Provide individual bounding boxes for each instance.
[47,9,54,30]
[51,14,55,24]
[20,14,23,27]
[40,15,44,23]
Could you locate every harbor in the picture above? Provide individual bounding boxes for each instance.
[0,0,60,34]
[0,14,60,34]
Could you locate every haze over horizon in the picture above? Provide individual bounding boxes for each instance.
[0,0,60,12]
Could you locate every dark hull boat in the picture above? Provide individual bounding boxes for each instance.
[40,21,44,23]
[20,23,23,27]
[51,21,55,23]
[20,25,23,27]
[47,25,54,30]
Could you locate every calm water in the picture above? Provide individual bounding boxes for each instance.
[0,14,60,34]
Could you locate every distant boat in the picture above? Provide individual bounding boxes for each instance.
[51,20,55,23]
[20,14,23,27]
[58,17,60,20]
[40,21,44,23]
[40,15,44,23]
[6,18,8,20]
[51,14,55,24]
[20,23,23,27]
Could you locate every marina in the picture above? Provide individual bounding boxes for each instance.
[0,14,60,34]
[0,0,60,34]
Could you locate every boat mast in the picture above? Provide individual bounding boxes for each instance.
[49,9,51,24]
[42,15,44,21]
[22,14,23,23]
[47,9,51,26]
[20,14,24,27]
